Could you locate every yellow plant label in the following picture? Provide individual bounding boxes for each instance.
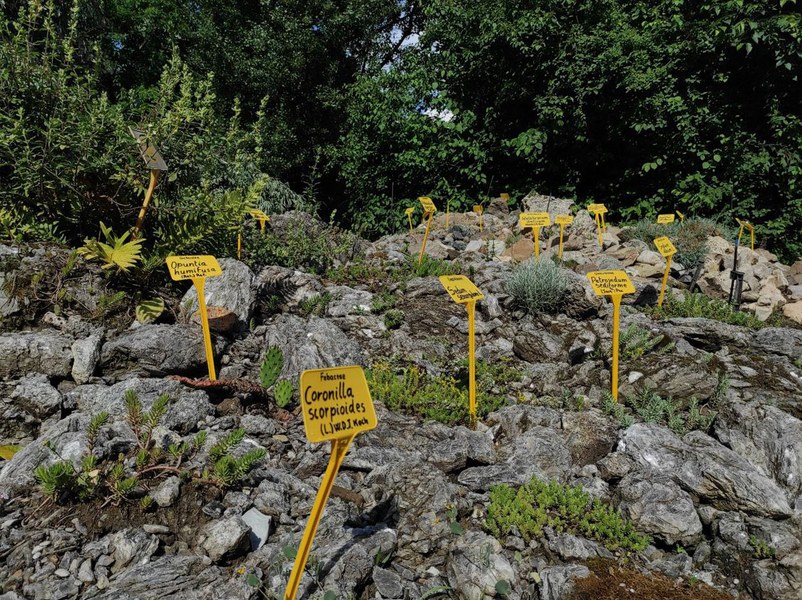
[439,275,485,304]
[587,203,607,214]
[657,214,675,224]
[654,236,677,257]
[300,366,377,443]
[555,215,574,226]
[249,209,270,222]
[676,210,685,221]
[419,196,437,214]
[587,270,636,296]
[519,212,551,228]
[473,204,483,215]
[405,207,415,216]
[500,193,510,202]
[166,255,222,281]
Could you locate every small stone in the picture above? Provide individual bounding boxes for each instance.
[77,559,94,583]
[241,508,272,551]
[54,568,70,578]
[142,524,171,535]
[198,516,250,563]
[150,476,181,508]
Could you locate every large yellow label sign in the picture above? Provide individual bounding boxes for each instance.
[555,215,574,226]
[519,212,551,228]
[439,275,485,304]
[587,203,607,214]
[473,204,483,215]
[657,214,675,224]
[587,270,636,296]
[419,196,436,214]
[405,207,415,216]
[300,366,377,444]
[166,255,222,281]
[654,236,677,257]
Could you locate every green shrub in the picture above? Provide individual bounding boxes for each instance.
[299,292,333,317]
[383,309,404,330]
[619,324,672,361]
[366,362,508,425]
[625,386,716,435]
[34,391,265,505]
[652,292,768,329]
[485,477,650,552]
[405,254,463,278]
[505,258,569,314]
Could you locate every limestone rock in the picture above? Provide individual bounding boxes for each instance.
[181,258,255,327]
[0,330,73,378]
[446,531,515,600]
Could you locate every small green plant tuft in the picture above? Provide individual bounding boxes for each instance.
[383,308,404,330]
[210,428,246,461]
[299,292,332,317]
[749,535,776,559]
[505,257,569,314]
[485,477,650,552]
[652,292,769,329]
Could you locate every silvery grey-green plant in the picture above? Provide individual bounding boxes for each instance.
[505,257,569,314]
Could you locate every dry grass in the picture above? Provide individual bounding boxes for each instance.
[567,559,739,600]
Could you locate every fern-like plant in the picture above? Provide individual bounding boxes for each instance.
[77,222,144,272]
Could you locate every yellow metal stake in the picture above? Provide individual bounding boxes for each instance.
[611,293,622,401]
[558,224,565,259]
[446,201,449,228]
[237,231,242,260]
[658,254,672,307]
[466,300,477,427]
[600,211,607,233]
[595,214,603,248]
[284,434,354,600]
[534,226,541,258]
[132,170,159,240]
[193,277,217,381]
[418,211,433,268]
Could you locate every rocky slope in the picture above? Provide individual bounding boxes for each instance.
[1,197,801,600]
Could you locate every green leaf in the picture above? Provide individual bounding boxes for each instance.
[449,521,464,535]
[246,574,261,588]
[495,580,511,597]
[0,445,22,460]
[323,591,337,600]
[135,298,165,324]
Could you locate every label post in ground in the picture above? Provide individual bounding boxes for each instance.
[587,203,607,246]
[653,237,676,307]
[285,365,376,600]
[519,212,551,258]
[676,210,685,222]
[299,366,377,443]
[405,206,415,232]
[166,255,222,380]
[249,208,270,233]
[736,218,755,252]
[439,275,484,425]
[555,214,573,259]
[130,127,167,239]
[473,204,484,232]
[417,196,437,267]
[586,270,635,401]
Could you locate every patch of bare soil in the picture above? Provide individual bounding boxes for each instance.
[568,558,742,600]
[59,481,219,542]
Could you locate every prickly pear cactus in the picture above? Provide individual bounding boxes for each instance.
[259,346,283,389]
[274,379,293,408]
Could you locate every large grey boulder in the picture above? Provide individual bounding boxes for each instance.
[715,401,802,497]
[616,471,703,545]
[446,531,515,600]
[753,327,802,360]
[181,258,255,327]
[619,423,791,517]
[66,378,213,434]
[100,324,223,378]
[82,556,226,600]
[0,413,89,493]
[260,314,364,380]
[0,330,73,378]
[8,373,62,419]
